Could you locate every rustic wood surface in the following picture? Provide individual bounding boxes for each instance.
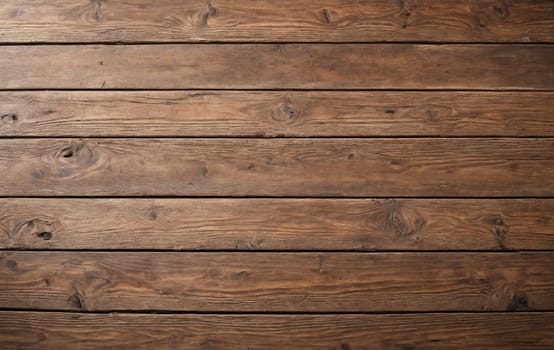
[1,251,552,312]
[2,44,553,89]
[2,91,554,137]
[1,198,552,251]
[1,138,552,197]
[2,0,554,348]
[1,0,553,43]
[1,312,553,350]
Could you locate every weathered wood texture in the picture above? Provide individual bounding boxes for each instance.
[1,138,552,197]
[2,91,554,137]
[1,199,553,250]
[1,312,554,350]
[1,0,553,43]
[1,251,552,312]
[2,45,553,89]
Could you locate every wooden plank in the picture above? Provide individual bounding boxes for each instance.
[2,45,553,89]
[1,138,552,197]
[1,0,553,43]
[0,252,553,311]
[2,91,554,137]
[1,312,553,350]
[1,199,553,250]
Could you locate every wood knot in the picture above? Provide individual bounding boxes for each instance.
[489,216,509,250]
[207,3,218,16]
[53,142,99,177]
[372,201,426,239]
[57,143,84,160]
[1,113,17,122]
[200,3,218,26]
[507,292,529,311]
[87,0,105,22]
[397,0,415,28]
[272,97,302,123]
[232,270,250,280]
[68,292,85,310]
[247,239,263,249]
[492,0,510,19]
[321,9,332,24]
[396,0,416,11]
[147,205,171,221]
[37,231,53,240]
[11,218,54,243]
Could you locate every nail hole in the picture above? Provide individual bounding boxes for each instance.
[37,232,53,240]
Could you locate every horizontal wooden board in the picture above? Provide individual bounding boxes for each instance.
[2,91,554,137]
[1,312,553,350]
[1,199,553,250]
[1,138,552,197]
[2,45,553,89]
[1,0,553,43]
[0,251,552,312]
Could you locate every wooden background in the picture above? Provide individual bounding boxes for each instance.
[1,0,553,349]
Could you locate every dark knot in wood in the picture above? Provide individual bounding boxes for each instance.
[371,201,426,239]
[11,218,54,243]
[272,98,302,123]
[507,292,529,311]
[493,217,509,250]
[1,113,17,122]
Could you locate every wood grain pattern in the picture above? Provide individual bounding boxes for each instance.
[1,0,553,43]
[2,0,553,348]
[2,91,554,137]
[1,198,553,250]
[1,251,552,312]
[1,138,552,197]
[2,45,553,89]
[1,312,554,350]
